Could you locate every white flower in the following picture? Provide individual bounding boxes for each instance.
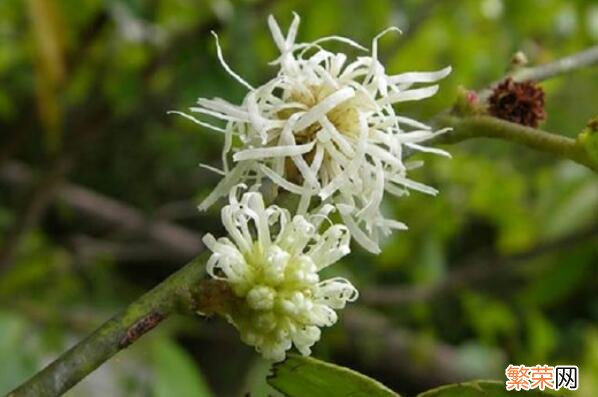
[202,186,358,361]
[175,13,451,253]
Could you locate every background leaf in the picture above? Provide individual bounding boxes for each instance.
[0,312,37,393]
[152,338,213,397]
[268,354,400,397]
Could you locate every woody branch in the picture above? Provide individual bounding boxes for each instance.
[7,253,233,397]
[431,115,597,172]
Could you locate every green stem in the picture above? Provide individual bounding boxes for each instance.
[7,252,229,397]
[430,115,597,172]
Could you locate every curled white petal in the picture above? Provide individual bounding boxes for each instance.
[389,66,452,84]
[211,31,254,91]
[233,141,316,161]
[167,110,227,133]
[379,85,439,105]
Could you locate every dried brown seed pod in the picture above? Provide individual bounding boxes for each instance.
[488,77,546,128]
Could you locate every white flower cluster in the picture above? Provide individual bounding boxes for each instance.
[202,186,357,361]
[185,13,451,361]
[175,13,451,253]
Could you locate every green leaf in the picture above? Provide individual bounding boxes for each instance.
[152,338,213,397]
[267,354,400,397]
[417,380,557,396]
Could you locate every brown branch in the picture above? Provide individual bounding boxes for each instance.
[339,308,499,389]
[69,235,186,264]
[0,161,204,262]
[0,157,71,273]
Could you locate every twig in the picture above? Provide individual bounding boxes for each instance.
[509,45,598,83]
[69,235,189,264]
[63,182,204,258]
[0,158,71,273]
[155,200,200,221]
[0,161,204,262]
[0,102,109,273]
[430,115,597,171]
[479,46,598,98]
[340,308,499,389]
[7,253,229,397]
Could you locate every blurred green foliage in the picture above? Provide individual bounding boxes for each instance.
[1,0,597,396]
